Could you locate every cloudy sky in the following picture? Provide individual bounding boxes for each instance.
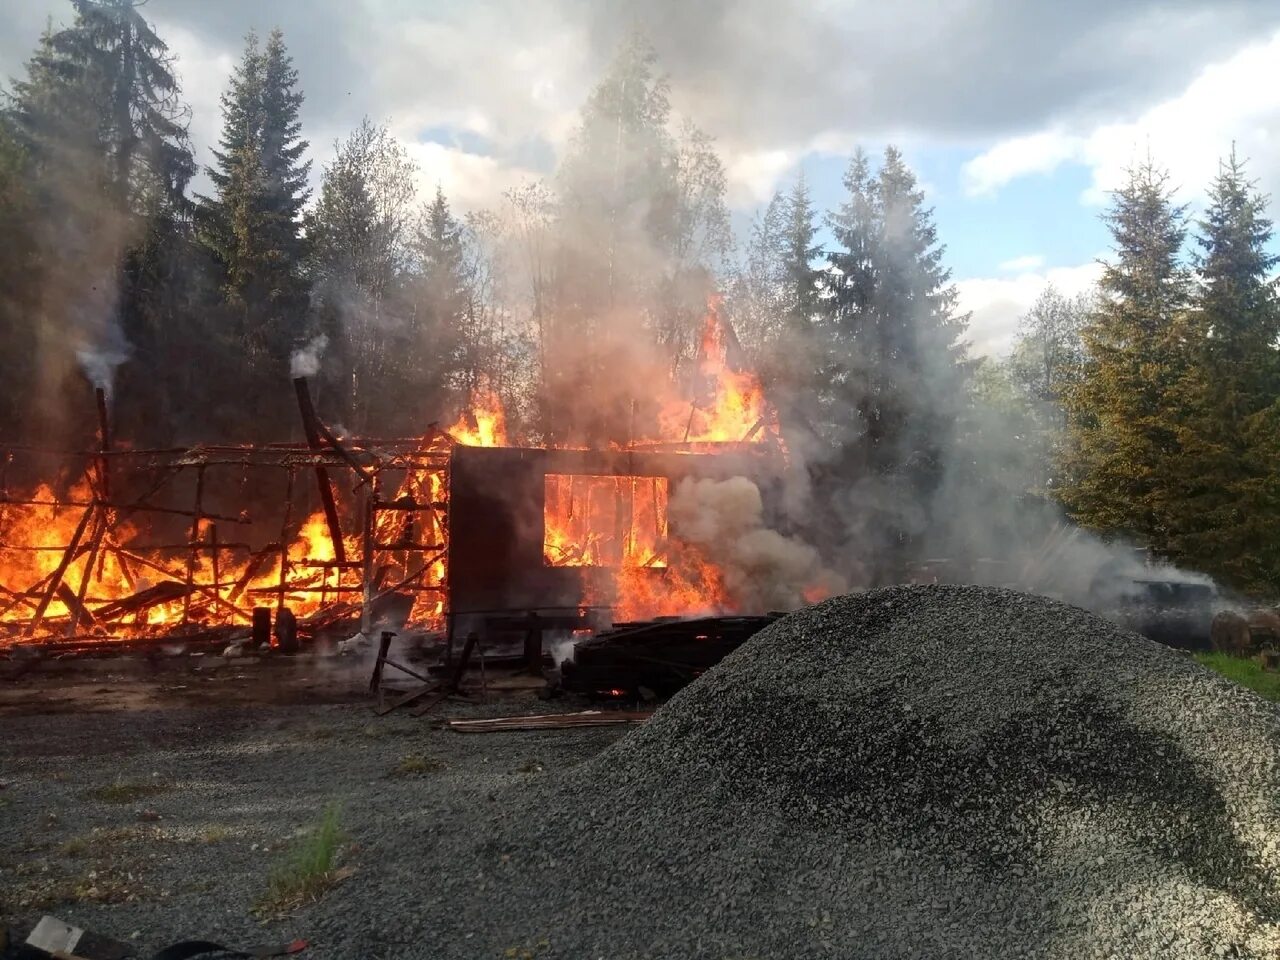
[3,0,1280,354]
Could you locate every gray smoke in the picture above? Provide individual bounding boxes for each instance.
[669,475,846,612]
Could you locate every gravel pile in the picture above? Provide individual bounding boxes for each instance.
[9,585,1280,959]
[315,585,1280,959]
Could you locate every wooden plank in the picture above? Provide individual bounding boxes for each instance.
[447,710,655,733]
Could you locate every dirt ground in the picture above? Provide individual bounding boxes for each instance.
[0,653,625,958]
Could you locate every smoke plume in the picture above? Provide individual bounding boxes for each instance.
[669,475,845,612]
[290,333,329,379]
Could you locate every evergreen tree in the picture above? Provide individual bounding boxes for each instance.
[819,146,970,578]
[727,189,786,362]
[1170,151,1280,589]
[408,186,470,402]
[781,169,823,333]
[1060,161,1192,552]
[197,28,311,402]
[0,119,37,435]
[4,3,193,441]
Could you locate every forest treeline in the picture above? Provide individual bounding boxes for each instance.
[0,1,1277,596]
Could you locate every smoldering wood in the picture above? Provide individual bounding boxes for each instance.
[183,465,205,625]
[293,377,348,564]
[91,582,195,622]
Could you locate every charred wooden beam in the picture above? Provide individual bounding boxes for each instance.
[293,377,347,564]
[24,504,94,637]
[95,387,111,502]
[0,497,250,524]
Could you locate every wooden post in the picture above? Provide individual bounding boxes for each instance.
[251,607,271,649]
[182,465,205,625]
[369,630,394,695]
[95,387,112,501]
[277,467,296,617]
[360,479,377,636]
[67,511,106,637]
[208,523,220,597]
[292,377,346,564]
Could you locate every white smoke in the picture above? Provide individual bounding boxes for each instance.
[669,475,846,612]
[290,333,329,378]
[75,332,132,399]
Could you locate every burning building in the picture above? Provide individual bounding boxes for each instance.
[0,299,830,657]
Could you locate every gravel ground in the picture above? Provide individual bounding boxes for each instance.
[0,695,626,958]
[7,585,1280,959]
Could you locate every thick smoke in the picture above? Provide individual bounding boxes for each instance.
[668,475,845,612]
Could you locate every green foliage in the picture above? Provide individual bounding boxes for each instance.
[1194,653,1280,702]
[1166,152,1280,593]
[1060,161,1192,552]
[196,27,311,420]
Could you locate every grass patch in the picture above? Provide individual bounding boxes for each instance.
[390,753,444,777]
[1195,653,1280,702]
[84,779,170,804]
[256,804,347,916]
[196,824,232,844]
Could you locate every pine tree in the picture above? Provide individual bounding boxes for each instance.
[197,28,311,387]
[1170,151,1280,590]
[765,170,823,426]
[1060,161,1192,552]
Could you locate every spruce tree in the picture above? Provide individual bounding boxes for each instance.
[769,170,823,425]
[411,186,469,396]
[1171,151,1280,590]
[1060,161,1192,552]
[820,146,969,577]
[197,28,310,389]
[5,3,194,440]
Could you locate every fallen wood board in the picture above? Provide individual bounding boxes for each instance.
[447,710,655,733]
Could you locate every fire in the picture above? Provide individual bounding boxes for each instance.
[543,475,668,568]
[447,384,507,447]
[0,293,810,648]
[659,296,775,445]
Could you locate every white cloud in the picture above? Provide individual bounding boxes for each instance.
[724,149,797,206]
[963,27,1280,203]
[998,254,1045,272]
[956,260,1102,357]
[158,21,238,194]
[963,131,1080,196]
[400,141,540,214]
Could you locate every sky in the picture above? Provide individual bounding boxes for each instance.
[3,0,1280,356]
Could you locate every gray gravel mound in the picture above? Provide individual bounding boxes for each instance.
[315,585,1280,959]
